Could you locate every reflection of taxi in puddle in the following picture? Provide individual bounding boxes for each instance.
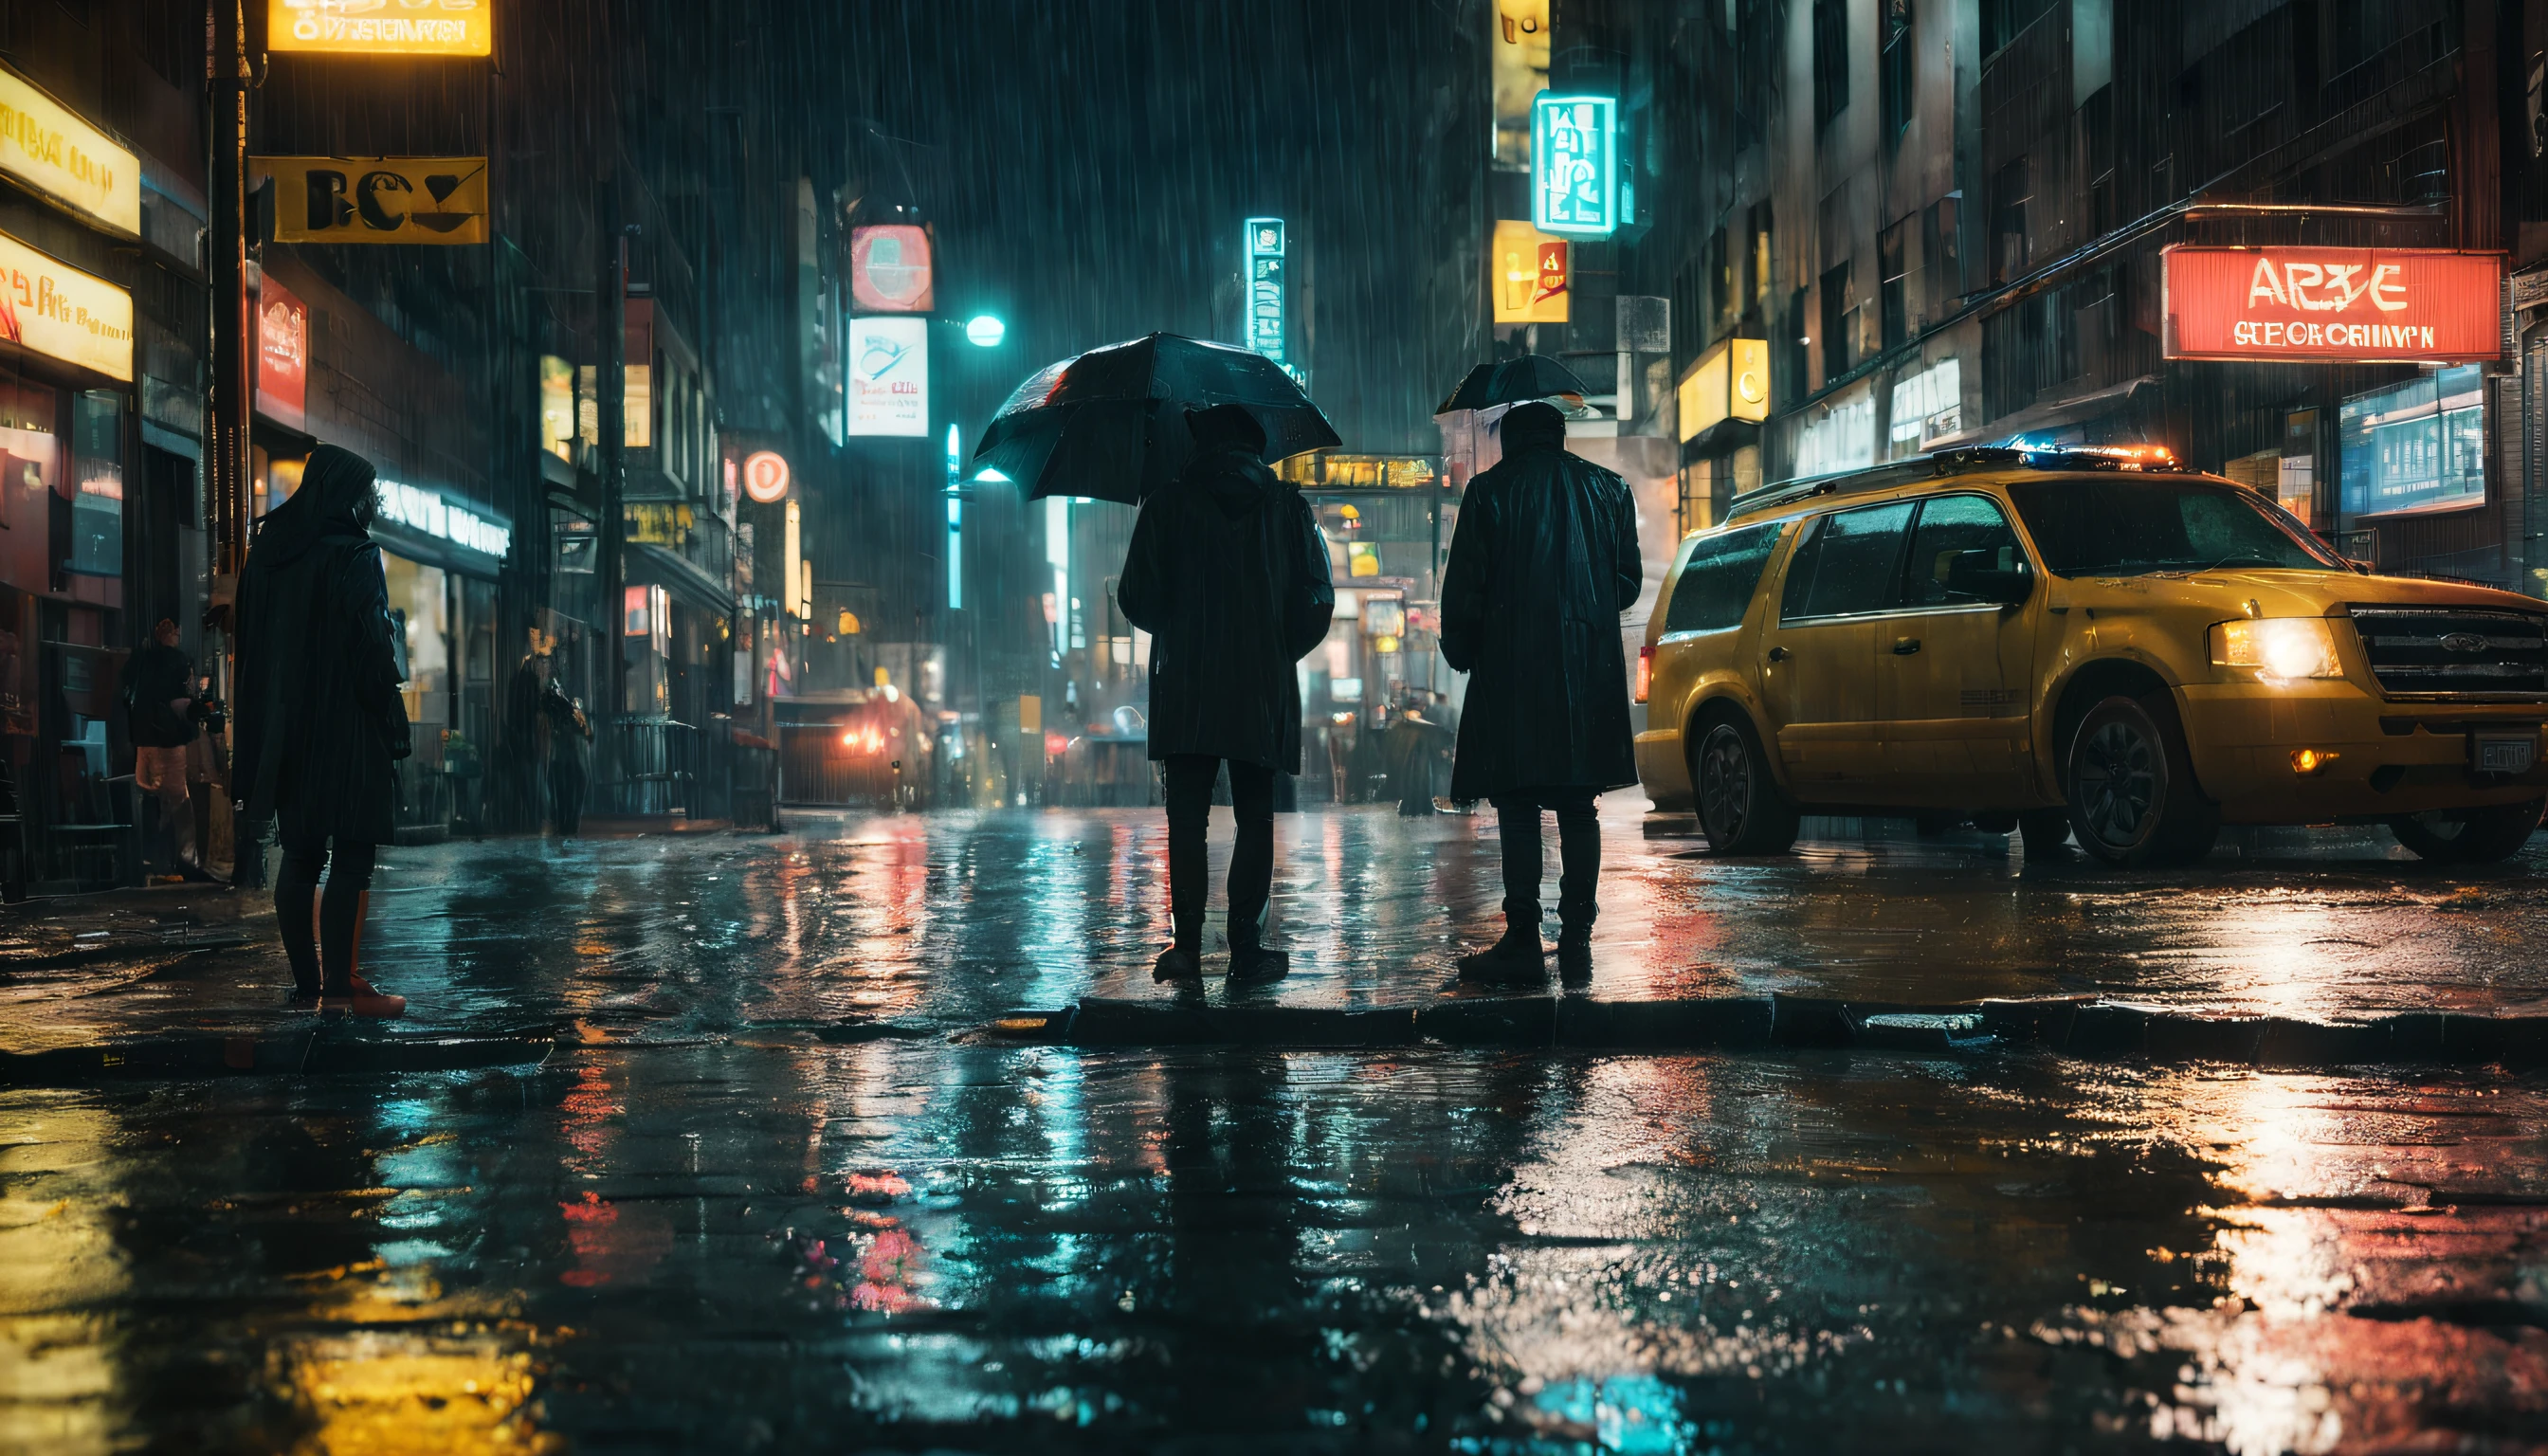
[1636,445,2548,865]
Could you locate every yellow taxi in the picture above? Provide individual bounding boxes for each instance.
[1634,445,2548,865]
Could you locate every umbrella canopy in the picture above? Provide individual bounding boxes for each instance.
[971,333,1341,504]
[1434,355,1592,414]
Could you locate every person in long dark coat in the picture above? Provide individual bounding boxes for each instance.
[1117,403,1335,984]
[1439,401,1642,984]
[232,445,410,1014]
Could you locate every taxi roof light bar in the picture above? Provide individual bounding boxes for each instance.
[1729,441,2198,522]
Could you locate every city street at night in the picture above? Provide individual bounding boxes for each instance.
[8,811,2548,1451]
[13,0,2548,1451]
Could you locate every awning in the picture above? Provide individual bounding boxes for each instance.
[1923,374,2160,451]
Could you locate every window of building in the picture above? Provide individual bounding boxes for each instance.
[1706,226,1733,331]
[1921,195,1961,318]
[1812,0,1849,129]
[1880,1,1915,139]
[1989,156,2031,284]
[1878,215,1911,352]
[1819,261,1854,382]
[1982,0,2059,57]
[68,392,123,579]
[1750,202,1774,308]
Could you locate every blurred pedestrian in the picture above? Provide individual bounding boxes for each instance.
[1383,702,1446,816]
[124,617,205,877]
[1439,402,1642,984]
[231,445,410,1016]
[1118,403,1334,984]
[544,682,592,834]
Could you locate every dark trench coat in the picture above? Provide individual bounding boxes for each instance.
[1439,425,1643,802]
[231,448,410,846]
[1117,446,1334,774]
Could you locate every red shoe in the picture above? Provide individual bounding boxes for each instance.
[320,974,407,1018]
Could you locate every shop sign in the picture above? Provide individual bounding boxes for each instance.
[268,0,493,58]
[741,448,791,503]
[849,225,933,313]
[846,316,928,438]
[1490,219,1568,324]
[0,229,132,381]
[375,477,511,559]
[253,156,488,244]
[257,277,308,429]
[1678,337,1770,443]
[1532,94,1618,237]
[0,66,138,236]
[1246,217,1285,363]
[2162,246,2503,363]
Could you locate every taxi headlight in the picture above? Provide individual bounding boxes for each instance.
[2210,617,2343,683]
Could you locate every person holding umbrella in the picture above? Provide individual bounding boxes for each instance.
[1117,404,1335,984]
[1439,399,1643,985]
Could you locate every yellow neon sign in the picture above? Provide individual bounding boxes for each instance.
[268,1,494,58]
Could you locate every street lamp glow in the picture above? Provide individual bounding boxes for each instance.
[965,315,1007,348]
[971,466,1011,482]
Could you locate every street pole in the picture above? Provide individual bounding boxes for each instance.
[596,186,628,805]
[208,0,258,885]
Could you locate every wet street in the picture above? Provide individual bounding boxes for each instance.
[7,806,2548,1452]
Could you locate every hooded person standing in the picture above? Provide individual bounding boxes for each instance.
[1439,402,1642,984]
[124,617,203,876]
[1117,404,1335,984]
[231,445,410,1015]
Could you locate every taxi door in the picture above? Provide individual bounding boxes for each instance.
[1758,500,1912,797]
[1873,493,2038,804]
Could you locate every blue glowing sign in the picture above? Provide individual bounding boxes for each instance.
[1246,217,1285,364]
[1532,95,1619,236]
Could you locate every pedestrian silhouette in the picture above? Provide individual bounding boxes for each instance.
[1439,401,1643,984]
[231,445,410,1016]
[1118,403,1335,985]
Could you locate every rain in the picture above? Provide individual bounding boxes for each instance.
[7,2,2548,1451]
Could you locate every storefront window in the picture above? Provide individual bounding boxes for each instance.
[2339,365,2484,519]
[382,552,449,727]
[540,355,575,460]
[69,391,123,576]
[0,373,59,588]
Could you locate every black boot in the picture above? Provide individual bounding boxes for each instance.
[1228,942,1289,985]
[1556,901,1596,985]
[1458,924,1546,985]
[1153,945,1203,982]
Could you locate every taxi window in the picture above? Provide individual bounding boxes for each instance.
[1779,500,1914,621]
[1898,495,2024,607]
[1662,521,1783,633]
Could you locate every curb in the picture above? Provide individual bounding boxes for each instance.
[994,994,2548,1069]
[0,1028,555,1086]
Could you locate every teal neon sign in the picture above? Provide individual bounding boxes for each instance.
[1246,216,1285,364]
[1532,95,1619,236]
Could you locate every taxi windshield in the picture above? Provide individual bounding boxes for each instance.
[2006,477,2344,579]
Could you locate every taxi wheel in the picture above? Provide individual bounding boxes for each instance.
[2064,695,2219,867]
[1693,717,1799,855]
[2388,798,2545,864]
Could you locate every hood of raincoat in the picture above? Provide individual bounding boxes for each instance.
[256,445,378,566]
[1183,404,1279,519]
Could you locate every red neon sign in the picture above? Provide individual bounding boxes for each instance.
[257,278,308,428]
[2162,246,2502,363]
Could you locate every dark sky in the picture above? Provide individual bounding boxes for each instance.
[837,0,1492,457]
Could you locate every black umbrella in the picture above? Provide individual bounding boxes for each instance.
[971,333,1342,504]
[1434,355,1592,414]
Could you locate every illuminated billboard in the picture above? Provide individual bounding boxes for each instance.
[2339,365,2485,519]
[849,225,934,313]
[1247,217,1285,364]
[1532,95,1618,236]
[0,228,131,381]
[257,277,307,429]
[1490,219,1568,324]
[1677,337,1769,442]
[254,156,488,244]
[2162,246,2503,363]
[269,0,494,57]
[847,316,929,438]
[0,65,138,235]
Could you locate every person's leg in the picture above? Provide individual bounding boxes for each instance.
[1552,791,1601,933]
[317,839,377,990]
[163,772,194,869]
[275,833,326,996]
[1160,755,1217,956]
[1494,794,1547,937]
[1224,762,1276,953]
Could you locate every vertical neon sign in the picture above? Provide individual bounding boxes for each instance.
[1246,217,1285,364]
[1531,95,1619,236]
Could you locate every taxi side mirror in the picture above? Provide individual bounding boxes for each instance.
[1945,549,2032,606]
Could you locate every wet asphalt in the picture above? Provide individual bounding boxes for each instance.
[5,805,2548,1452]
